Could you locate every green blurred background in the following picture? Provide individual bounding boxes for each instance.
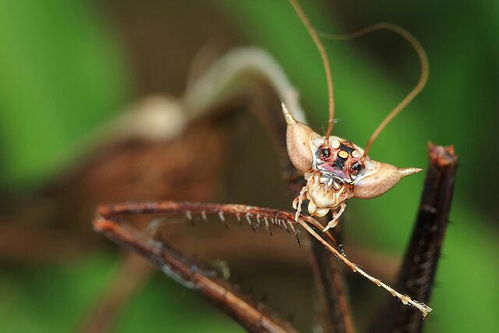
[0,0,497,332]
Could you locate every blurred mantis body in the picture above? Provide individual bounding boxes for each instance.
[95,0,433,326]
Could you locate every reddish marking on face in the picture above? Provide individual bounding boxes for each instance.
[317,141,364,182]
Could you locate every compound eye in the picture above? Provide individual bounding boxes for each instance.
[351,161,363,173]
[319,147,331,160]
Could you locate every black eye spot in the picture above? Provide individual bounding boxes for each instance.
[320,148,331,159]
[351,161,363,172]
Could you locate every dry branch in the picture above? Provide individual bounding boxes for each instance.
[372,143,458,332]
[309,221,354,333]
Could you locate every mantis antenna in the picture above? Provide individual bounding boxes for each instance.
[319,23,429,155]
[288,0,336,141]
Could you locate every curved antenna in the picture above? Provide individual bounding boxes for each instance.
[288,0,336,141]
[319,23,429,155]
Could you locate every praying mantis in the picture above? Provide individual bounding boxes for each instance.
[94,0,437,329]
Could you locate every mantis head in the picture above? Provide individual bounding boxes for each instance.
[283,103,421,201]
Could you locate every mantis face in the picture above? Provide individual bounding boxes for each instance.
[283,103,421,230]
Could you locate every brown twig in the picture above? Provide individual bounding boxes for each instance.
[371,143,458,332]
[309,220,355,333]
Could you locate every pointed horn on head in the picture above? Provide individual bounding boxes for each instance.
[399,167,422,177]
[282,102,319,173]
[281,102,296,125]
[353,162,422,199]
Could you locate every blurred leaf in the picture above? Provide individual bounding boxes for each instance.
[0,0,130,189]
[0,254,115,332]
[0,254,243,333]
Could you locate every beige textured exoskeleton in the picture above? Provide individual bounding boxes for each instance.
[283,103,421,231]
